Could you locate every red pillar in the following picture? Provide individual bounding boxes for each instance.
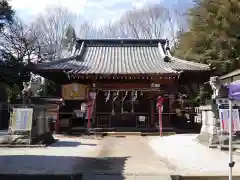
[87,100,93,130]
[157,96,164,137]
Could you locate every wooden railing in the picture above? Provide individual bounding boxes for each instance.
[96,113,111,128]
[95,112,151,128]
[154,113,170,127]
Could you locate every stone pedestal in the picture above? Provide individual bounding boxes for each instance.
[0,103,54,145]
[196,103,220,147]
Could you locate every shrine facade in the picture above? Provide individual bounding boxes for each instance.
[31,39,212,132]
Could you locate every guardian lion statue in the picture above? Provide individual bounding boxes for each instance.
[28,73,44,97]
[209,76,228,99]
[21,73,45,104]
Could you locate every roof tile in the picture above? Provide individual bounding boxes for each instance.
[36,39,210,75]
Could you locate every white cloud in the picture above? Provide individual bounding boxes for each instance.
[10,0,88,15]
[132,0,148,9]
[10,0,163,26]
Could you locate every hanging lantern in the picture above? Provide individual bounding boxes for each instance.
[105,91,111,102]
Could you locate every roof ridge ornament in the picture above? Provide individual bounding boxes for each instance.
[164,39,171,62]
[72,41,85,61]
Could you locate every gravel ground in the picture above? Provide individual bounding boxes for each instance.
[149,134,240,176]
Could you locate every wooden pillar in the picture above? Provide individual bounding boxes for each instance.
[91,83,97,127]
[150,98,155,127]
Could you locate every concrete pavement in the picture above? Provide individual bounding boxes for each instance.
[0,135,173,179]
[2,134,240,179]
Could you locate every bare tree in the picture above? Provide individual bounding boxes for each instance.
[95,22,123,38]
[0,18,41,63]
[77,20,98,38]
[0,17,42,90]
[31,5,77,60]
[163,8,187,47]
[108,4,167,39]
[94,3,187,43]
[161,0,190,47]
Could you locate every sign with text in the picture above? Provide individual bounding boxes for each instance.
[219,108,240,132]
[62,83,88,100]
[9,108,33,131]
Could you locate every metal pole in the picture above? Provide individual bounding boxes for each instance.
[159,104,162,137]
[229,100,233,180]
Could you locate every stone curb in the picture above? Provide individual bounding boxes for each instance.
[0,139,58,148]
[0,144,47,148]
[1,174,240,180]
[195,138,218,148]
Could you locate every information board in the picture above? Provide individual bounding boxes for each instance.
[10,108,33,131]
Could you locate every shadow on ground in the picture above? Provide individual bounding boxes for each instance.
[49,141,97,147]
[0,155,236,179]
[0,155,128,180]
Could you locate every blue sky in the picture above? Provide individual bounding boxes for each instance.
[10,0,192,26]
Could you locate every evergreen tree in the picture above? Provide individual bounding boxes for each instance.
[0,0,14,31]
[175,0,240,75]
[62,24,76,52]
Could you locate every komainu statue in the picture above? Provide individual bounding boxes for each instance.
[209,76,228,99]
[28,73,44,97]
[21,73,45,104]
[22,82,31,104]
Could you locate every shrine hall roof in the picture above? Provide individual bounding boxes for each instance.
[33,39,210,75]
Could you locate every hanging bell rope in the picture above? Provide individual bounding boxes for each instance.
[131,90,138,113]
[105,90,111,102]
[132,91,138,102]
[121,91,128,113]
[111,91,119,116]
[112,90,119,102]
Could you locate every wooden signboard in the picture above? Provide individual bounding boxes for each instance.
[62,83,88,100]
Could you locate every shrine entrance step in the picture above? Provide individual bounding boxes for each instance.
[93,131,175,137]
[92,127,176,136]
[91,127,175,132]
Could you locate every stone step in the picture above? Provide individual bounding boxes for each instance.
[93,131,175,137]
[141,132,175,136]
[94,131,141,136]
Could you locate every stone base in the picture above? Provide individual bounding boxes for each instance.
[0,132,55,145]
[197,132,240,151]
[33,132,55,145]
[196,132,219,148]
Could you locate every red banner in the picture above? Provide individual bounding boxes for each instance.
[87,100,93,130]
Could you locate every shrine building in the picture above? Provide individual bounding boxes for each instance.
[31,39,212,133]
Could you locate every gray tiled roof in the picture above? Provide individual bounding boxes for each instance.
[35,39,210,75]
[220,69,240,80]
